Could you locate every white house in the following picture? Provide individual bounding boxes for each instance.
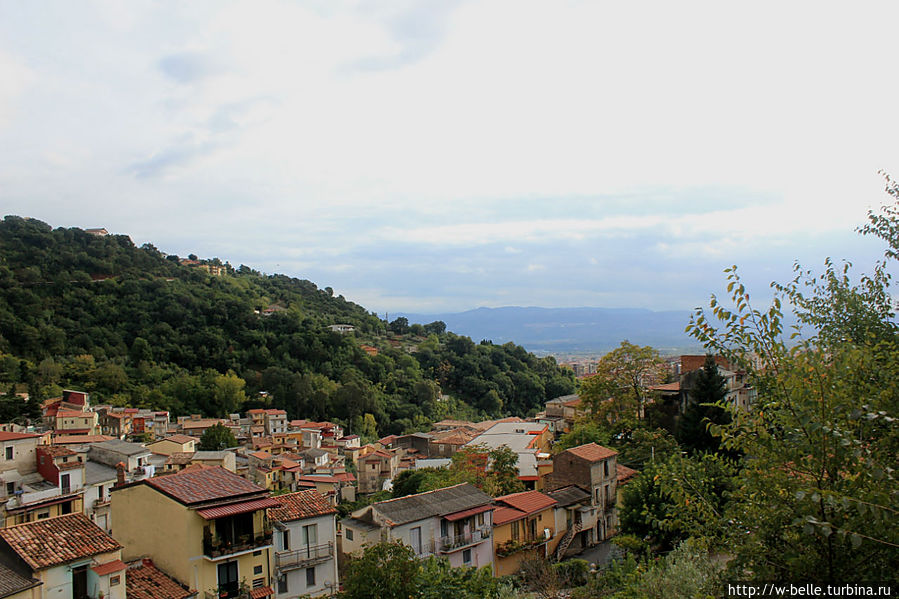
[269,490,339,598]
[341,483,495,570]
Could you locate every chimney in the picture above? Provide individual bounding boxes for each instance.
[115,462,126,487]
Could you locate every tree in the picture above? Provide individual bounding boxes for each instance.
[580,341,666,427]
[684,193,899,581]
[676,354,730,455]
[198,423,238,450]
[342,542,421,599]
[389,317,410,335]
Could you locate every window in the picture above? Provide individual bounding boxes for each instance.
[37,511,50,520]
[306,567,316,587]
[6,482,13,495]
[462,548,472,564]
[6,446,14,460]
[477,512,484,526]
[302,523,318,551]
[345,528,354,541]
[278,576,288,594]
[110,576,120,586]
[511,521,519,541]
[253,565,263,575]
[282,529,290,551]
[410,526,422,555]
[603,460,609,478]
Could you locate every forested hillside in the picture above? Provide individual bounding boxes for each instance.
[0,216,575,436]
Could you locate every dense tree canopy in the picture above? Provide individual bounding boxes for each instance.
[0,216,575,435]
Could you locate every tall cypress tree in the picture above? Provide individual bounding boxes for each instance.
[677,354,730,454]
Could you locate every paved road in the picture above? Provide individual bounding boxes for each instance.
[566,539,622,569]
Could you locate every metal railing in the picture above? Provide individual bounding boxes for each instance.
[275,541,334,571]
[204,531,273,558]
[438,526,491,552]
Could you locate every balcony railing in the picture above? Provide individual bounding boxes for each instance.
[204,531,273,558]
[275,541,333,571]
[438,526,492,553]
[93,497,110,509]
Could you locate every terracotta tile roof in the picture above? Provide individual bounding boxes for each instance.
[268,490,336,522]
[91,559,127,575]
[144,465,266,505]
[0,431,42,441]
[196,497,282,520]
[56,409,91,418]
[250,451,273,460]
[38,445,76,457]
[493,505,528,526]
[495,490,557,516]
[52,434,115,444]
[165,452,195,465]
[616,463,639,484]
[162,434,196,444]
[250,586,273,599]
[57,460,85,471]
[126,559,195,599]
[0,513,122,570]
[565,443,618,462]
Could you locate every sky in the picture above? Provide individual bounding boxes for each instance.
[2,1,898,315]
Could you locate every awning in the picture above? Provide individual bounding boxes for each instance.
[92,559,127,575]
[196,497,281,520]
[444,504,493,522]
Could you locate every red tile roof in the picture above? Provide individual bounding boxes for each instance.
[617,463,639,484]
[0,513,122,570]
[161,434,196,444]
[495,490,556,517]
[0,431,42,441]
[196,497,282,520]
[126,559,195,599]
[144,465,266,505]
[566,443,618,462]
[493,505,528,526]
[444,504,493,522]
[268,490,336,522]
[52,434,115,444]
[91,559,127,575]
[56,409,91,418]
[250,586,273,599]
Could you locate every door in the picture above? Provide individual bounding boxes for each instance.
[302,523,317,557]
[217,561,239,598]
[410,526,422,555]
[61,473,71,495]
[72,565,88,599]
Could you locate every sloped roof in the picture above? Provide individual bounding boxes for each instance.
[90,439,150,456]
[0,562,40,597]
[372,483,492,526]
[0,513,122,570]
[268,490,336,522]
[617,464,638,484]
[493,506,528,526]
[546,485,591,507]
[159,434,196,445]
[126,559,196,599]
[0,431,42,442]
[565,443,617,462]
[495,490,556,516]
[144,465,266,505]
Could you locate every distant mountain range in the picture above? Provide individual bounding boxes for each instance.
[397,307,706,356]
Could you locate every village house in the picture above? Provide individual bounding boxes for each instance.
[268,490,339,598]
[341,483,495,570]
[0,431,43,499]
[0,513,125,599]
[54,408,100,436]
[546,485,595,559]
[492,490,558,576]
[147,434,199,456]
[357,449,398,494]
[111,465,281,599]
[3,445,86,527]
[545,443,620,548]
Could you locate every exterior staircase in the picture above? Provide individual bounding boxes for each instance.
[554,520,583,561]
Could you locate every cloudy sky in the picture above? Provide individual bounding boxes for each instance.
[2,1,897,314]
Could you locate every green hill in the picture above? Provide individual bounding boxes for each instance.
[0,216,575,436]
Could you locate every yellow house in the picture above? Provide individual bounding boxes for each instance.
[491,490,558,577]
[0,513,125,599]
[147,434,199,456]
[111,465,281,598]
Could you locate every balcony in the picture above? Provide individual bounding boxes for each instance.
[93,497,111,509]
[438,526,492,553]
[203,531,273,559]
[275,541,334,571]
